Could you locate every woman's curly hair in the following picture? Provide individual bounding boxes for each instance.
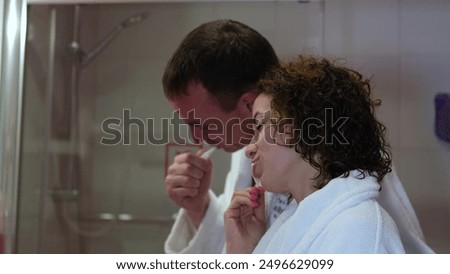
[257,56,391,189]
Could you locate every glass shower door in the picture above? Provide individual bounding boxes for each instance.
[17,3,178,253]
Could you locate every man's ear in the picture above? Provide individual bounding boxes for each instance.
[238,91,259,113]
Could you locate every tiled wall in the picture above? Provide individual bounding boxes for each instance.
[322,0,450,253]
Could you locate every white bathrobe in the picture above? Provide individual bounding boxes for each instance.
[164,149,433,253]
[378,170,434,253]
[253,170,405,253]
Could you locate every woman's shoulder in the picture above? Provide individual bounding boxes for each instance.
[320,201,404,253]
[294,200,404,253]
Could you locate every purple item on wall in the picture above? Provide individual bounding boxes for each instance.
[435,93,450,143]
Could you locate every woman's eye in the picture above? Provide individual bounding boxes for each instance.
[255,124,263,132]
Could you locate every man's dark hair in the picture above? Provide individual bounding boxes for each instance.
[162,19,278,111]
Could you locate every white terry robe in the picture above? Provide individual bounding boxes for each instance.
[165,149,433,253]
[253,171,405,253]
[378,170,434,253]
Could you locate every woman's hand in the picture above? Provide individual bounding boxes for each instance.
[224,186,266,253]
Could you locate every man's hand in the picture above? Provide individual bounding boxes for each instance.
[165,150,212,228]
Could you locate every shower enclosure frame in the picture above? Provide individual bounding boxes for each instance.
[0,0,27,254]
[0,0,207,255]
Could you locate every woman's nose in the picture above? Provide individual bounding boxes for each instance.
[245,143,257,159]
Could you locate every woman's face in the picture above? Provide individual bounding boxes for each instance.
[246,94,301,193]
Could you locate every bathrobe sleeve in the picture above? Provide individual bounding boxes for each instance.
[164,149,251,254]
[164,190,227,253]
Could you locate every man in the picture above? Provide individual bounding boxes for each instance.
[162,19,433,254]
[162,19,280,253]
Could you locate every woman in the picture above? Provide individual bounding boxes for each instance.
[224,56,405,254]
